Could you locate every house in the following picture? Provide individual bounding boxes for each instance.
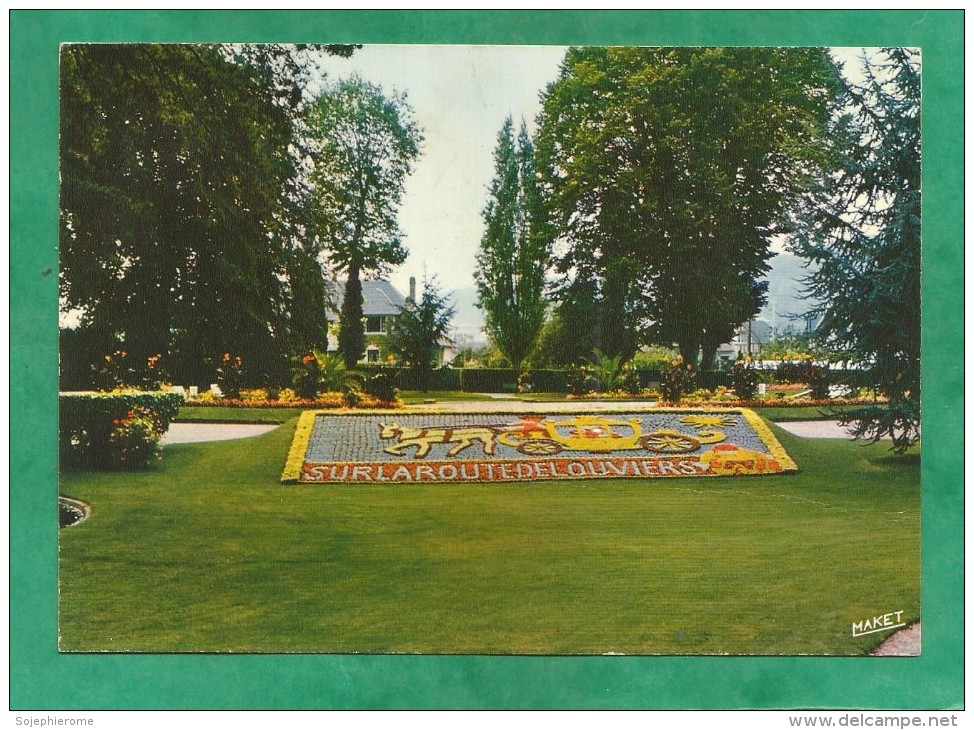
[329,277,457,366]
[715,319,774,364]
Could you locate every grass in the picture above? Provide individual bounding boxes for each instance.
[59,409,919,655]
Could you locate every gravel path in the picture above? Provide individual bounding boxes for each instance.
[161,423,279,445]
[870,623,921,656]
[407,399,662,412]
[773,421,861,439]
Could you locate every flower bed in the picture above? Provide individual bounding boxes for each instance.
[673,396,889,408]
[184,391,398,410]
[566,391,887,408]
[282,407,797,485]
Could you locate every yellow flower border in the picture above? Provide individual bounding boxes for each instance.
[280,410,319,483]
[280,406,797,483]
[739,407,798,472]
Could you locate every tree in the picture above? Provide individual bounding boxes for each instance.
[306,76,423,367]
[535,47,840,366]
[59,44,352,385]
[474,117,550,372]
[787,48,921,452]
[387,279,456,391]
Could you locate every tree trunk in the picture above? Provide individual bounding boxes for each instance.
[679,339,700,368]
[700,337,719,371]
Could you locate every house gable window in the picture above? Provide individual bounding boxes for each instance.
[365,315,387,334]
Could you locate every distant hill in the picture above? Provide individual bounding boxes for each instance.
[757,252,821,334]
[444,285,488,347]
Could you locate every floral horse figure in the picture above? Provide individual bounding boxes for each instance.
[378,422,498,459]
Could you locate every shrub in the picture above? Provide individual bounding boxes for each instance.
[107,408,162,468]
[362,372,398,404]
[774,357,815,384]
[95,350,135,391]
[566,365,591,396]
[458,368,517,393]
[807,363,830,400]
[586,349,626,393]
[529,369,569,393]
[620,364,642,395]
[631,346,680,372]
[293,352,323,400]
[60,392,183,470]
[141,353,166,390]
[216,353,244,400]
[660,358,697,403]
[730,359,760,401]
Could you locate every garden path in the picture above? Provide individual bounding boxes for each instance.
[870,623,921,656]
[162,423,279,445]
[774,420,893,439]
[407,399,661,412]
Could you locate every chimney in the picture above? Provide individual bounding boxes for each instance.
[408,276,416,303]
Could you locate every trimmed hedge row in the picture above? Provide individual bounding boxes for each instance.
[60,392,184,470]
[350,366,731,394]
[354,365,463,392]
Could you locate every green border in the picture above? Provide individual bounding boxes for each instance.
[12,10,962,710]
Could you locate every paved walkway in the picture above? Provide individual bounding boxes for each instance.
[871,623,921,657]
[163,405,864,444]
[774,420,858,439]
[408,399,661,412]
[161,423,279,445]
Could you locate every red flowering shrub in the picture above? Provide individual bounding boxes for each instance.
[60,392,183,470]
[217,353,244,400]
[107,407,162,468]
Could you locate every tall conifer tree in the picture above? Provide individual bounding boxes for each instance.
[475,117,549,371]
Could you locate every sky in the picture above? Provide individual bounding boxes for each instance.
[312,45,568,342]
[309,46,898,344]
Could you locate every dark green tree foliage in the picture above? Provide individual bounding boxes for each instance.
[475,117,550,372]
[338,275,366,367]
[788,49,921,452]
[387,279,456,391]
[306,76,423,367]
[535,47,839,365]
[59,44,342,385]
[528,278,603,368]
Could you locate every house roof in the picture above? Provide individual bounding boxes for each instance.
[331,279,407,317]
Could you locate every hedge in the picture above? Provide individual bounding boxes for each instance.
[351,367,722,394]
[60,392,184,470]
[354,365,462,392]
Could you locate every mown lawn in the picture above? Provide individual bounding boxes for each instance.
[59,409,919,655]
